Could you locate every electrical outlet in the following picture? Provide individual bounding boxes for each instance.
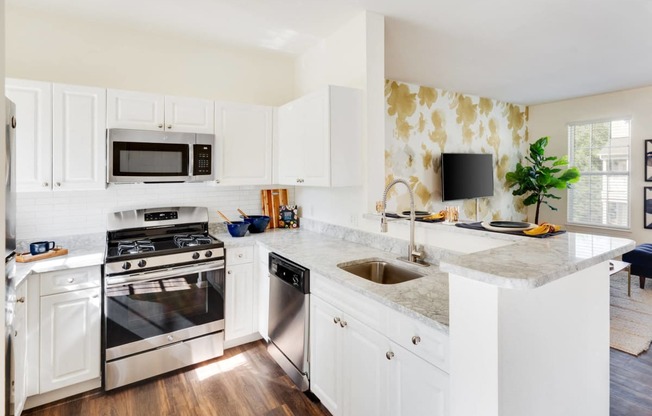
[350,214,359,227]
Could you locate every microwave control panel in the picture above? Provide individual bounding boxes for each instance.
[193,144,212,176]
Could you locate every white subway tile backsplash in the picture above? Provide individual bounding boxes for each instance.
[16,184,294,240]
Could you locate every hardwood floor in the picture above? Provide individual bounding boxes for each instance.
[23,341,330,416]
[22,340,652,416]
[611,346,652,416]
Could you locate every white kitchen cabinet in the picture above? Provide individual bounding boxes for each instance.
[311,295,389,416]
[107,89,214,134]
[12,278,28,416]
[39,286,101,393]
[5,79,53,192]
[52,84,107,191]
[224,246,260,346]
[277,85,362,187]
[310,272,450,416]
[6,80,107,192]
[389,340,449,416]
[214,102,273,185]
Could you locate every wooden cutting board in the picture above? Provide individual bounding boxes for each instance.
[261,189,288,229]
[17,248,69,263]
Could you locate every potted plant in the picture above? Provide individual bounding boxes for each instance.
[506,137,580,224]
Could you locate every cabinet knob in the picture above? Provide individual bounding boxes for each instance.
[333,317,340,324]
[238,253,243,258]
[16,297,25,303]
[412,335,421,345]
[339,320,347,328]
[14,331,18,338]
[43,182,49,187]
[227,270,232,275]
[215,179,221,184]
[167,125,172,129]
[158,124,163,129]
[55,182,61,187]
[67,277,75,283]
[92,294,99,299]
[386,351,395,360]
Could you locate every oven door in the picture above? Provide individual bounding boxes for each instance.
[104,262,225,361]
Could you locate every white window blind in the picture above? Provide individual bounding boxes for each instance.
[568,119,630,228]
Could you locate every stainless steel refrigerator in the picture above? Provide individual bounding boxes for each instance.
[5,98,17,416]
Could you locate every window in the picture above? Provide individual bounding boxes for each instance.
[568,119,630,228]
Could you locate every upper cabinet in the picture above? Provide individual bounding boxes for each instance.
[6,79,106,192]
[5,79,53,192]
[107,89,214,134]
[214,102,273,185]
[277,86,362,187]
[52,84,107,191]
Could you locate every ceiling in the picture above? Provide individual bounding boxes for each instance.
[9,0,652,105]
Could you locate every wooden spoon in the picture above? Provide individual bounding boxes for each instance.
[237,208,249,219]
[216,210,232,224]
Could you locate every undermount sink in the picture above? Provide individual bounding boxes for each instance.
[337,260,424,285]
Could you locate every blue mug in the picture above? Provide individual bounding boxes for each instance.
[30,241,55,255]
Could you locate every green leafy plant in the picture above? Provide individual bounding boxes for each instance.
[506,137,580,224]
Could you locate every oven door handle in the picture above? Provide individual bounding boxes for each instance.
[105,260,225,287]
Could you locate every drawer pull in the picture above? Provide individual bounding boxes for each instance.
[339,320,347,328]
[333,317,340,324]
[227,270,232,275]
[238,253,243,258]
[412,335,421,345]
[67,278,75,283]
[386,351,394,360]
[92,294,99,299]
[16,297,25,303]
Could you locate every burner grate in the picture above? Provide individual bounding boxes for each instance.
[174,234,213,248]
[117,239,156,255]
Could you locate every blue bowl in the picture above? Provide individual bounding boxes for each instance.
[227,221,250,237]
[241,215,271,233]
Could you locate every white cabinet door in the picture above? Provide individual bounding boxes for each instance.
[13,280,28,416]
[39,287,101,393]
[390,341,449,416]
[5,79,53,192]
[299,90,330,187]
[277,101,304,185]
[342,315,390,416]
[310,295,344,416]
[106,89,165,131]
[164,95,214,134]
[255,259,269,340]
[215,103,273,185]
[52,84,106,191]
[225,263,255,341]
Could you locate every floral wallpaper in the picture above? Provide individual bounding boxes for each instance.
[385,80,530,221]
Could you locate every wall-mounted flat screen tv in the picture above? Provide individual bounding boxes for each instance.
[441,153,494,201]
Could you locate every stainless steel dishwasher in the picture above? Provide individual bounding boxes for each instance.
[268,252,310,391]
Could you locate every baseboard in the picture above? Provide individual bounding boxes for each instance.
[25,378,102,410]
[224,332,262,349]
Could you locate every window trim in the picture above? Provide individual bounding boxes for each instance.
[566,118,632,230]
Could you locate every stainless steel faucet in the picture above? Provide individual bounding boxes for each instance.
[381,178,428,266]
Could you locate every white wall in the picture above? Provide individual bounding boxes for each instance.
[6,5,295,106]
[529,86,652,245]
[17,184,293,240]
[293,11,385,227]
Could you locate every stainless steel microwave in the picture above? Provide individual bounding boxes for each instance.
[107,129,215,184]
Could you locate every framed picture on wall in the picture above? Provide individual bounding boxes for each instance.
[646,187,652,229]
[646,140,652,181]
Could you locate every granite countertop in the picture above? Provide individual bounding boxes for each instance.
[217,228,451,334]
[439,230,635,289]
[14,233,105,286]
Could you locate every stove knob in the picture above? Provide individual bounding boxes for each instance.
[122,262,131,270]
[138,260,147,268]
[192,252,200,260]
[205,250,213,258]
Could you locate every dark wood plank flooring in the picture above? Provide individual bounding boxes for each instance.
[22,339,652,416]
[23,340,330,416]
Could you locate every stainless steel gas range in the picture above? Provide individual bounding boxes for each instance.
[103,206,225,390]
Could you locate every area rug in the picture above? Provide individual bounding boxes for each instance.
[610,270,652,356]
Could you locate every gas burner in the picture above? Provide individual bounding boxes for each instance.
[174,234,213,248]
[117,239,155,255]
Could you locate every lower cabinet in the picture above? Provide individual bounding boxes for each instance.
[310,279,449,416]
[225,263,255,341]
[39,287,101,393]
[255,245,270,341]
[13,278,29,416]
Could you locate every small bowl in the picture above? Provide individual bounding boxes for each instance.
[241,215,271,233]
[227,221,250,237]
